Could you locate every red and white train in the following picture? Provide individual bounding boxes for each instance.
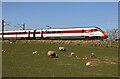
[0,26,108,40]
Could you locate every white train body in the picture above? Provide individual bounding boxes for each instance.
[43,27,104,38]
[0,27,108,40]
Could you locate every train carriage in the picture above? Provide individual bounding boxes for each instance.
[0,26,108,40]
[42,27,108,40]
[0,30,27,40]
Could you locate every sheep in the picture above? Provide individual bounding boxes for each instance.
[91,53,96,58]
[75,56,78,58]
[10,42,13,44]
[86,62,91,66]
[32,51,38,55]
[59,47,65,51]
[48,51,54,56]
[48,51,57,57]
[2,50,6,53]
[71,52,74,56]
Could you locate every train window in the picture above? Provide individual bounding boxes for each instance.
[23,32,26,34]
[82,29,84,33]
[85,30,89,33]
[21,32,23,34]
[6,33,8,35]
[15,32,17,34]
[91,29,93,32]
[57,31,61,33]
[11,32,14,35]
[47,31,51,34]
[52,31,56,33]
[95,29,98,31]
[19,32,21,34]
[8,33,10,35]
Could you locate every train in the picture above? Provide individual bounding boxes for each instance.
[0,26,108,40]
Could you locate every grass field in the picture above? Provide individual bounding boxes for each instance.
[2,40,118,77]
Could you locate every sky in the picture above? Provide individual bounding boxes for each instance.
[2,2,118,32]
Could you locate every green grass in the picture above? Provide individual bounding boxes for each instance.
[2,40,118,77]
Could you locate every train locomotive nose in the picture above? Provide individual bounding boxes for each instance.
[103,32,108,38]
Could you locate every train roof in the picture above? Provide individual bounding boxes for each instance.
[0,26,102,32]
[43,26,99,29]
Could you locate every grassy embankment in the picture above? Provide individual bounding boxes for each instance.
[2,40,118,77]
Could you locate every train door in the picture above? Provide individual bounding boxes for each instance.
[81,29,84,36]
[90,29,94,36]
[33,30,36,40]
[82,29,84,33]
[28,31,30,39]
[41,31,43,39]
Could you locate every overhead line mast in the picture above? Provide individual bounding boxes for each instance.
[2,20,4,40]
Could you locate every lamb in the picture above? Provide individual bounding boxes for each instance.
[59,47,65,51]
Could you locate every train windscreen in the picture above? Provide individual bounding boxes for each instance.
[96,27,104,33]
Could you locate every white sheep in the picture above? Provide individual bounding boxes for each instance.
[10,42,13,44]
[91,53,96,57]
[86,62,91,66]
[71,52,74,56]
[32,51,38,55]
